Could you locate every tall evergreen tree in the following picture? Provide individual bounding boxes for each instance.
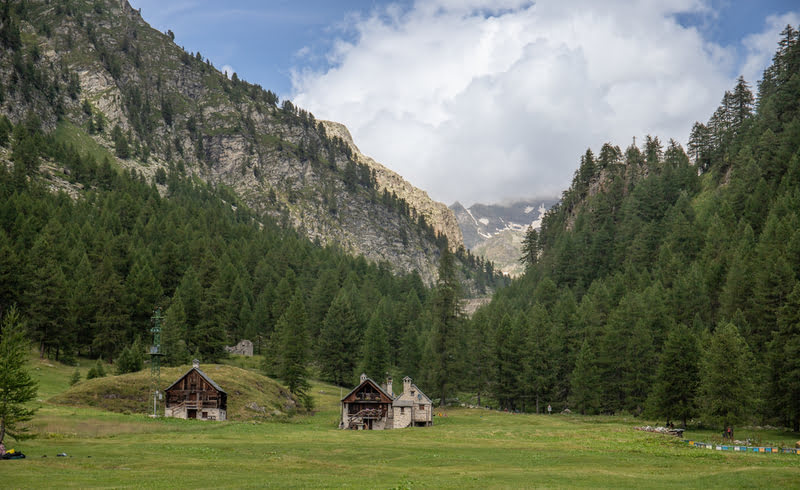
[429,246,463,406]
[275,292,312,409]
[359,306,391,381]
[769,283,800,431]
[570,338,601,415]
[646,324,700,427]
[317,291,360,386]
[699,323,757,430]
[0,306,38,445]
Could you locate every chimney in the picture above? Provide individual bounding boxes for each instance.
[386,374,393,397]
[360,373,367,383]
[192,359,200,369]
[403,376,412,395]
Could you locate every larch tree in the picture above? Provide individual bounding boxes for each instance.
[359,306,391,382]
[276,291,312,410]
[0,306,38,445]
[429,246,463,406]
[769,282,800,431]
[699,322,757,430]
[570,338,601,415]
[317,290,360,386]
[646,324,700,427]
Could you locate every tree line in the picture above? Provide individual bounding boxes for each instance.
[456,26,800,432]
[0,110,504,397]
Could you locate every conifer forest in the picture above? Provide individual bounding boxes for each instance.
[1,0,800,437]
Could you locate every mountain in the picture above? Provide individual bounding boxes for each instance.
[321,121,463,250]
[0,0,460,283]
[450,199,557,276]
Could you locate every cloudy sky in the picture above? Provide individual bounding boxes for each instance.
[129,1,799,206]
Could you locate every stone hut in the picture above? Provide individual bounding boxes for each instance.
[392,376,433,428]
[340,373,432,430]
[164,360,227,421]
[224,339,253,356]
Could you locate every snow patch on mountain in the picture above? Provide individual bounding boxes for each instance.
[450,198,559,276]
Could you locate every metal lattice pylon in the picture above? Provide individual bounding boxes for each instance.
[150,307,165,416]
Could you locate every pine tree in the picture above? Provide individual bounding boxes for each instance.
[769,282,800,431]
[162,295,190,366]
[524,304,556,413]
[91,257,128,362]
[24,227,69,359]
[0,306,38,445]
[69,367,81,386]
[570,338,601,415]
[429,246,463,406]
[276,292,312,409]
[86,359,106,380]
[493,313,520,410]
[317,291,359,386]
[115,337,144,375]
[359,307,390,381]
[646,324,700,427]
[699,323,757,430]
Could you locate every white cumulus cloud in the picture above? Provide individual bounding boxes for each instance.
[291,0,794,205]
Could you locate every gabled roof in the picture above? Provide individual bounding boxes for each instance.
[395,383,432,405]
[164,366,227,394]
[411,384,432,404]
[341,376,393,402]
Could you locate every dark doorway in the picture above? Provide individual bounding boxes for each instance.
[187,409,197,419]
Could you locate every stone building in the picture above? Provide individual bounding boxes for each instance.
[224,339,253,356]
[340,373,432,430]
[392,376,433,428]
[164,360,227,421]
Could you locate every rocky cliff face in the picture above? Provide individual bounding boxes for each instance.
[321,121,462,249]
[4,0,462,283]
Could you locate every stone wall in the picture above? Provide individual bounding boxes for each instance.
[393,406,412,428]
[165,405,226,421]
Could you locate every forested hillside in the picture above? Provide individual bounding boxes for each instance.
[0,0,473,283]
[465,26,800,430]
[0,116,505,403]
[0,0,507,405]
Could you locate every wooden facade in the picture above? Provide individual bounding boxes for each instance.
[340,374,394,430]
[340,374,432,430]
[164,362,227,421]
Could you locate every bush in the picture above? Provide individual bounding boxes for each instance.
[69,368,81,386]
[86,359,106,379]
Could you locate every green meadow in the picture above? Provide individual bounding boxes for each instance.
[3,356,799,488]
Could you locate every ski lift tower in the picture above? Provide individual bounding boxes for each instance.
[150,307,165,417]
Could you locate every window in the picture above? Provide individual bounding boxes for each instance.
[202,411,208,419]
[419,405,425,411]
[400,407,405,414]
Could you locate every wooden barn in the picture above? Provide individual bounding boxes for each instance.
[164,360,227,421]
[340,373,433,430]
[340,373,394,430]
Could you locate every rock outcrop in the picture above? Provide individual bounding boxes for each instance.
[321,121,463,250]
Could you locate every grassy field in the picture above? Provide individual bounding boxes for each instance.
[4,356,799,488]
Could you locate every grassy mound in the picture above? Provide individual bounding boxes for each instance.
[50,364,299,420]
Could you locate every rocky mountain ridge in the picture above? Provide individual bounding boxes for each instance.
[450,199,557,276]
[321,120,462,248]
[4,0,463,283]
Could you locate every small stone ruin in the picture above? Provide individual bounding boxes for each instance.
[224,339,253,356]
